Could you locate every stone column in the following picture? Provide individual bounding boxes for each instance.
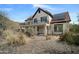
[35,26,37,35]
[44,26,47,36]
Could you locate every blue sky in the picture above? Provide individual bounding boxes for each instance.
[0,4,79,24]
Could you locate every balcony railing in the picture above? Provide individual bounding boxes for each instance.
[32,20,48,25]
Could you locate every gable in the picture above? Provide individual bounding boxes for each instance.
[32,8,53,19]
[32,9,49,19]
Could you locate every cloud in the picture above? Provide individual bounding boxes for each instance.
[32,4,65,12]
[0,8,13,12]
[32,4,56,10]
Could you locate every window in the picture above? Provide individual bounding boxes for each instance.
[34,18,37,23]
[54,24,63,32]
[41,17,43,22]
[41,16,47,22]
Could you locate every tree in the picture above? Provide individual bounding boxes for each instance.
[77,14,79,25]
[0,11,8,30]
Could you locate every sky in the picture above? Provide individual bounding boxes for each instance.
[0,4,79,24]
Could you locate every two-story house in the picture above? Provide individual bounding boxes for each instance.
[20,8,71,35]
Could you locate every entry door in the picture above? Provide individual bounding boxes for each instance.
[37,26,44,35]
[37,26,39,32]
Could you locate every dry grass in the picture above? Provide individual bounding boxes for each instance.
[46,35,51,40]
[0,35,79,54]
[2,30,30,46]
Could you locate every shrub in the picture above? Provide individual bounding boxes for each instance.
[46,35,51,40]
[59,32,74,44]
[18,32,26,45]
[70,24,79,33]
[65,32,74,44]
[3,30,26,45]
[59,34,67,41]
[73,35,79,45]
[60,32,79,45]
[0,30,3,36]
[25,27,34,37]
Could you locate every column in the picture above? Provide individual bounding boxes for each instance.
[44,26,47,36]
[35,26,37,35]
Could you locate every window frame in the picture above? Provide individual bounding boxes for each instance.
[34,18,38,23]
[54,24,63,32]
[40,16,47,22]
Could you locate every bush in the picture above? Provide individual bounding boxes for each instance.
[60,32,79,45]
[73,35,79,45]
[18,32,26,45]
[70,24,79,33]
[65,32,74,44]
[3,30,26,45]
[0,30,3,36]
[25,28,34,37]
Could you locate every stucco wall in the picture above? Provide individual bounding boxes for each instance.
[50,23,69,35]
[32,10,52,25]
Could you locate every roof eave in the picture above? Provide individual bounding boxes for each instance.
[50,20,71,24]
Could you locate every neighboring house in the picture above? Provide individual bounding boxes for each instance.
[19,8,71,35]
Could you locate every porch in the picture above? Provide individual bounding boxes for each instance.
[33,24,64,35]
[33,25,48,35]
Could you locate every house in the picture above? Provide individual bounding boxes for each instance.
[19,8,71,35]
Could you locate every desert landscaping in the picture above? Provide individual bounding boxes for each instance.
[0,5,79,54]
[0,30,79,54]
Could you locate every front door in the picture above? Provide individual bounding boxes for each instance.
[37,26,44,35]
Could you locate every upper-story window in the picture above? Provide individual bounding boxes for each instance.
[41,16,47,22]
[34,18,38,23]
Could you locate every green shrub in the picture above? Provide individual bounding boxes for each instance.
[73,35,79,45]
[59,32,74,44]
[70,24,79,33]
[65,32,74,44]
[60,32,79,45]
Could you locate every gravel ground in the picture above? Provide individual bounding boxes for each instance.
[0,36,79,54]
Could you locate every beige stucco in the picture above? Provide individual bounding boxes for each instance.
[20,9,70,35]
[32,10,52,25]
[50,22,70,35]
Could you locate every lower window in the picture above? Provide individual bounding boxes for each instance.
[54,24,63,32]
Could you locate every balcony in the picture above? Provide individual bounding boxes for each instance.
[32,20,49,26]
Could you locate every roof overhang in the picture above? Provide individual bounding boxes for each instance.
[50,20,71,24]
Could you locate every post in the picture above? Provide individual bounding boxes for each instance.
[44,26,47,36]
[35,26,37,35]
